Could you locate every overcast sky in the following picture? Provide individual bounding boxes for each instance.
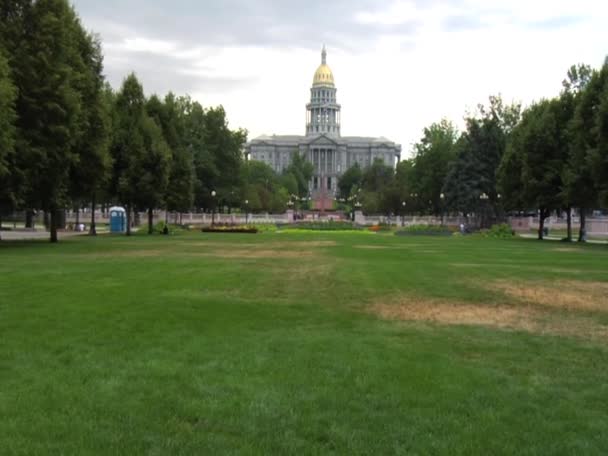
[72,0,608,158]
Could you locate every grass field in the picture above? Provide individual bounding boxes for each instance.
[1,232,607,454]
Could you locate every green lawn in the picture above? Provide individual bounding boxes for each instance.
[1,232,607,454]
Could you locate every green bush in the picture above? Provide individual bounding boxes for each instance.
[396,224,453,236]
[483,223,515,239]
[280,221,361,231]
[152,222,190,235]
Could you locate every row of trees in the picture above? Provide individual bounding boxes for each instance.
[338,60,608,240]
[0,0,316,242]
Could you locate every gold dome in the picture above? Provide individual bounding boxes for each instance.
[312,45,335,87]
[313,64,335,87]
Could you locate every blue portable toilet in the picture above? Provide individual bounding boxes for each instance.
[109,206,126,233]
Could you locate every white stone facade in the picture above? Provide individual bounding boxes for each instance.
[245,47,401,197]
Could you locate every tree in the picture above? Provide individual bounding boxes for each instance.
[564,65,604,241]
[67,34,112,236]
[337,163,362,200]
[513,100,564,240]
[146,93,195,222]
[561,64,594,241]
[589,59,608,210]
[410,119,458,215]
[137,113,171,234]
[497,131,525,213]
[361,158,394,214]
[11,0,88,242]
[241,160,279,212]
[284,152,313,198]
[0,46,17,234]
[443,96,520,225]
[111,73,148,235]
[197,106,246,209]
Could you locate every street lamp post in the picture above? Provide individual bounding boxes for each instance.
[479,192,489,228]
[440,193,445,226]
[401,201,406,227]
[211,190,217,226]
[244,199,249,225]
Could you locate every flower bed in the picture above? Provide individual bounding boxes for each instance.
[202,226,258,234]
[279,221,362,232]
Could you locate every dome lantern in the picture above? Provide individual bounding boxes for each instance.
[313,45,335,87]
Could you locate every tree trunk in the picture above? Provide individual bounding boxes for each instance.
[566,207,572,242]
[126,204,132,236]
[50,208,58,243]
[75,207,80,226]
[25,210,34,229]
[538,209,546,240]
[578,209,586,242]
[89,197,97,236]
[148,207,154,234]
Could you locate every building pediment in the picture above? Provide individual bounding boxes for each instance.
[307,134,340,146]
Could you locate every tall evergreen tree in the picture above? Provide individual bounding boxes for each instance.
[0,47,17,233]
[68,33,112,235]
[443,96,520,225]
[12,0,88,242]
[514,100,565,240]
[589,59,608,209]
[562,64,594,241]
[137,113,171,234]
[111,73,148,235]
[410,119,458,215]
[337,163,362,201]
[147,93,195,220]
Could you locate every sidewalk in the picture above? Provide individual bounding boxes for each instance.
[0,230,89,241]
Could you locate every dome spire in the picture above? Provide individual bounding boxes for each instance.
[322,44,327,65]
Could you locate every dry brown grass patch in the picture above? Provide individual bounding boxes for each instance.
[490,280,608,313]
[84,249,166,258]
[552,247,585,253]
[205,249,316,259]
[272,241,338,248]
[373,298,540,331]
[371,296,608,341]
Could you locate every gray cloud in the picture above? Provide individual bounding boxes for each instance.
[73,0,434,96]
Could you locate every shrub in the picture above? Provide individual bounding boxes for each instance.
[281,221,362,232]
[483,223,515,239]
[395,224,453,236]
[369,223,392,232]
[202,225,258,233]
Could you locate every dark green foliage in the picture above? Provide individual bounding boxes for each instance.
[589,61,608,206]
[337,163,363,200]
[7,0,93,241]
[517,100,566,239]
[68,35,112,235]
[409,119,458,215]
[483,223,515,239]
[395,224,453,236]
[280,221,361,231]
[111,73,147,234]
[194,106,247,209]
[284,152,314,198]
[444,96,520,220]
[0,47,17,216]
[361,158,395,214]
